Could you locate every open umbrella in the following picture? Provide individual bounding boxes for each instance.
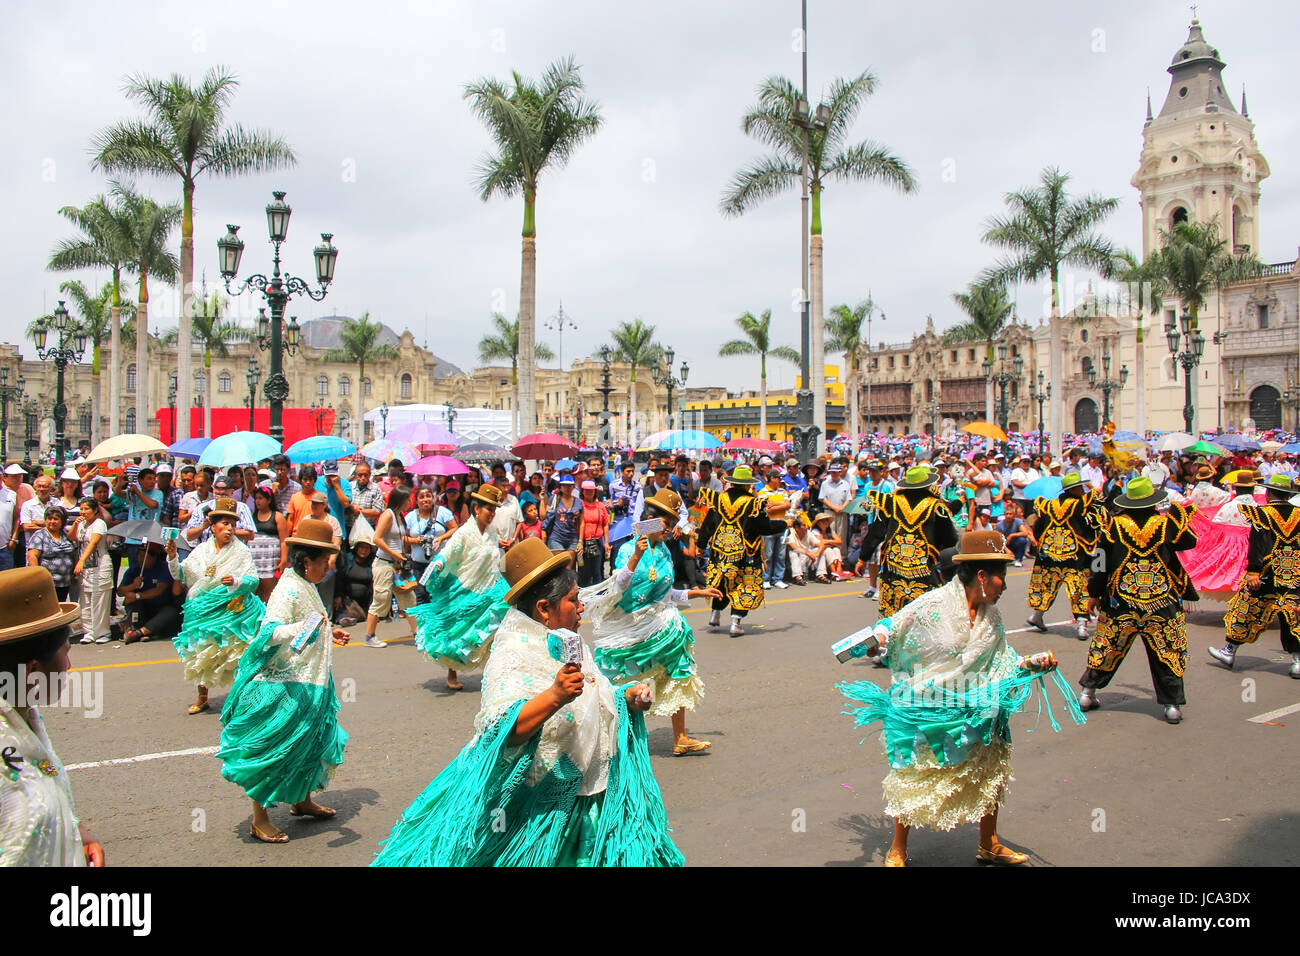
[453,442,514,463]
[105,519,192,550]
[1156,432,1195,452]
[1213,433,1261,452]
[360,437,422,466]
[513,432,578,460]
[84,433,169,464]
[637,429,722,451]
[961,421,1008,442]
[167,437,212,459]
[1261,440,1284,453]
[1022,475,1064,500]
[723,437,782,453]
[385,421,459,452]
[1282,443,1300,454]
[554,458,581,472]
[1185,440,1227,457]
[285,435,357,464]
[407,454,472,477]
[198,431,282,469]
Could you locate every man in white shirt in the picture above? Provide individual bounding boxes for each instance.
[184,476,256,544]
[1063,447,1086,478]
[696,459,723,494]
[19,474,55,534]
[1143,450,1173,487]
[1080,453,1106,492]
[1009,454,1040,499]
[486,470,524,563]
[818,462,854,550]
[0,467,18,570]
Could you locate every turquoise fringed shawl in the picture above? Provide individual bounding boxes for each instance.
[614,539,675,614]
[410,573,510,664]
[172,574,264,657]
[372,694,684,867]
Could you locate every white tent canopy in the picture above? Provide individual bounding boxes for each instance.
[362,403,514,445]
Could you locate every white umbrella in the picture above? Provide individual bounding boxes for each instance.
[1155,432,1196,452]
[84,433,169,464]
[1261,440,1283,453]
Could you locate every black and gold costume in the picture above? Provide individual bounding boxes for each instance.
[859,489,958,617]
[1223,501,1300,653]
[1027,491,1103,619]
[1080,502,1197,705]
[697,487,789,619]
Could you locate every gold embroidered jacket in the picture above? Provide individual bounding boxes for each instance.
[1241,502,1300,594]
[1087,503,1197,617]
[859,490,959,584]
[1029,491,1103,569]
[697,488,789,569]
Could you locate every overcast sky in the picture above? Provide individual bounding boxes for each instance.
[5,0,1297,395]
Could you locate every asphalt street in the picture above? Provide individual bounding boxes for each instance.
[46,568,1300,867]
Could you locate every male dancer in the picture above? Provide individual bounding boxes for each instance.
[1025,472,1103,640]
[858,465,958,617]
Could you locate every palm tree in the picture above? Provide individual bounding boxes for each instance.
[825,299,876,454]
[113,181,181,436]
[477,313,555,441]
[91,66,297,441]
[47,194,136,436]
[55,280,114,447]
[943,281,1015,427]
[322,313,401,444]
[722,71,917,448]
[160,290,250,438]
[981,167,1120,455]
[464,56,602,438]
[609,319,661,443]
[718,310,800,440]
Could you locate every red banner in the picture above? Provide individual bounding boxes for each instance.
[156,407,335,448]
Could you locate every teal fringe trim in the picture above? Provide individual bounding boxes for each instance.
[217,618,348,807]
[372,696,684,867]
[593,612,697,682]
[410,575,510,665]
[172,577,265,658]
[837,667,1086,770]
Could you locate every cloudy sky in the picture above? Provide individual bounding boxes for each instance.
[5,0,1297,395]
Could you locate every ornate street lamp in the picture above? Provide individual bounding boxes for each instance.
[218,191,336,443]
[1165,310,1206,434]
[590,345,616,444]
[379,400,389,438]
[982,342,1023,441]
[310,400,328,436]
[33,301,86,469]
[167,381,177,443]
[22,399,38,467]
[1029,370,1052,457]
[652,347,688,431]
[922,399,941,438]
[444,403,457,434]
[1086,338,1129,425]
[0,365,26,464]
[243,358,262,432]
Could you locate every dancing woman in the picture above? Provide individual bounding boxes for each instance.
[166,498,265,715]
[585,488,722,756]
[217,519,351,844]
[410,483,510,691]
[373,537,681,866]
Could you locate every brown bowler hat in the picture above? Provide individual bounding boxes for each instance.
[471,483,505,508]
[209,497,240,522]
[950,529,1016,564]
[643,487,682,521]
[0,566,81,644]
[503,537,575,606]
[285,518,340,553]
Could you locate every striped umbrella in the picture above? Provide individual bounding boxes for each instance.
[360,437,422,466]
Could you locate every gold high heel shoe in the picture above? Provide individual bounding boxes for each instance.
[976,842,1028,865]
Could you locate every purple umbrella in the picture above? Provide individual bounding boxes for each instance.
[407,454,473,477]
[386,421,460,451]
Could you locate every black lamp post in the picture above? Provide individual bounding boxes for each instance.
[652,347,688,431]
[444,403,457,435]
[243,358,261,432]
[982,342,1024,439]
[310,400,328,436]
[22,399,37,467]
[167,381,177,443]
[33,300,87,470]
[590,345,615,443]
[195,392,204,437]
[218,191,337,444]
[1087,338,1129,425]
[379,401,389,438]
[1165,310,1206,435]
[1029,370,1052,457]
[0,366,25,464]
[922,399,941,437]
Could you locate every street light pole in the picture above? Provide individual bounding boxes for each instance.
[652,347,687,431]
[1029,371,1052,458]
[167,382,177,444]
[218,191,337,444]
[245,358,261,432]
[1165,310,1206,435]
[1087,337,1128,426]
[22,400,37,467]
[379,401,388,438]
[33,301,87,470]
[983,341,1023,452]
[543,302,578,372]
[0,366,25,464]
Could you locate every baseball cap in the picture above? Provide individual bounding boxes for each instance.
[311,490,328,503]
[558,474,575,485]
[60,468,80,481]
[445,481,461,491]
[4,464,26,475]
[213,476,231,490]
[785,457,799,468]
[322,460,339,476]
[581,479,596,490]
[156,463,173,474]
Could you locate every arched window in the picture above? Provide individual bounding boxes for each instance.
[1171,206,1189,227]
[127,365,137,391]
[339,375,350,396]
[317,375,329,396]
[1080,329,1089,343]
[400,373,412,399]
[1249,385,1281,430]
[363,378,372,396]
[126,408,136,432]
[218,372,232,393]
[1081,356,1093,377]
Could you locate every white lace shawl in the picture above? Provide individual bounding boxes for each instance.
[432,519,505,592]
[254,569,332,687]
[475,608,617,796]
[172,537,257,600]
[0,702,84,867]
[583,568,691,652]
[1212,493,1256,527]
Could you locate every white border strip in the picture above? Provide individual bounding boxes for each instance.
[66,746,218,771]
[1248,702,1300,724]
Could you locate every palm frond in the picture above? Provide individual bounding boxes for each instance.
[719,154,800,216]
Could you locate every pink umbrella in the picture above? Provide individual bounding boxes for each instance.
[724,437,782,453]
[513,432,579,460]
[407,454,473,477]
[386,421,459,452]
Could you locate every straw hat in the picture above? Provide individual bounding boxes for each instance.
[503,537,575,606]
[644,487,682,521]
[209,497,240,521]
[471,483,505,508]
[0,567,81,645]
[285,517,340,553]
[950,530,1016,564]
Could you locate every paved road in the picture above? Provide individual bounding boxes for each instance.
[46,567,1299,866]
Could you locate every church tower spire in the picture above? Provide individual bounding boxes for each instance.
[1241,84,1249,118]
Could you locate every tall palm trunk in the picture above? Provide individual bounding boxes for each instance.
[1134,320,1146,434]
[512,359,521,443]
[177,183,194,441]
[518,193,537,437]
[357,359,365,444]
[849,363,860,456]
[109,268,121,437]
[1048,267,1063,456]
[810,232,825,452]
[136,274,149,436]
[628,369,638,448]
[759,352,768,437]
[203,347,213,439]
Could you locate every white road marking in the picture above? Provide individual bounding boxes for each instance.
[1248,702,1300,724]
[1005,620,1076,635]
[65,746,218,771]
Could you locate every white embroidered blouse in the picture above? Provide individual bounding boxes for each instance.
[0,701,85,867]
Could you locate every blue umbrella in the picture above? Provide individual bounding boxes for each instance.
[167,437,212,459]
[198,431,282,469]
[1022,475,1063,500]
[555,458,580,472]
[1212,433,1261,452]
[1283,442,1300,454]
[647,429,722,451]
[285,435,357,463]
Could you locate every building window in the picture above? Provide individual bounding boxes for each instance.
[317,375,329,396]
[400,373,412,399]
[1172,206,1188,227]
[1080,329,1089,343]
[888,356,895,370]
[1082,356,1093,377]
[1258,305,1269,329]
[339,375,350,396]
[903,355,910,367]
[126,408,136,432]
[127,365,136,390]
[363,378,372,396]
[950,350,957,363]
[968,349,976,361]
[218,372,231,393]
